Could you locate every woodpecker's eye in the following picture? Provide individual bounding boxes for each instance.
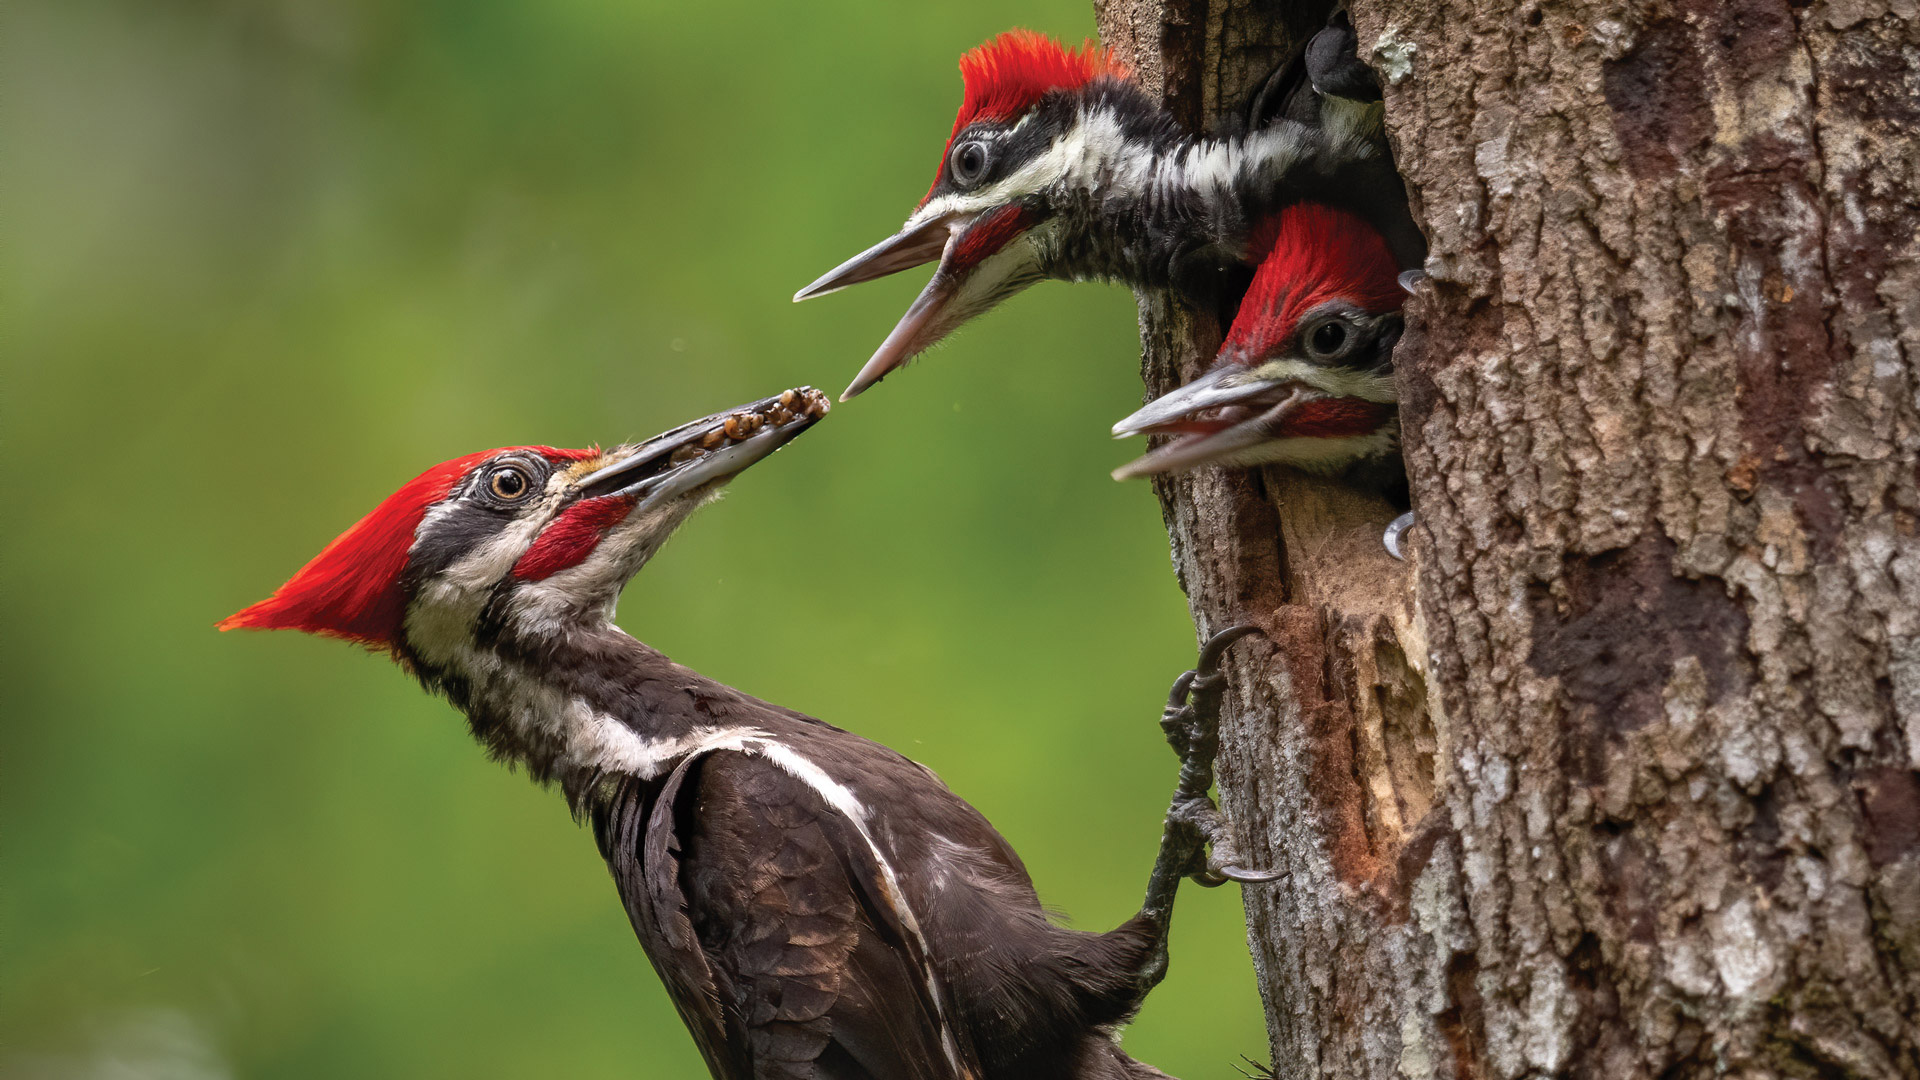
[1307,319,1350,359]
[488,465,533,501]
[949,140,991,186]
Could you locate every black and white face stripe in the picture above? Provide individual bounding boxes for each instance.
[402,452,569,592]
[902,80,1371,292]
[399,454,599,667]
[396,391,831,672]
[1257,303,1404,384]
[920,79,1173,210]
[928,108,1071,203]
[911,90,1171,241]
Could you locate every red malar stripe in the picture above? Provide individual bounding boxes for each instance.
[513,495,637,581]
[1281,398,1396,439]
[947,203,1041,273]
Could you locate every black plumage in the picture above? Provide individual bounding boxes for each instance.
[443,623,1161,1079]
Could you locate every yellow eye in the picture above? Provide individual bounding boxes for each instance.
[489,465,532,501]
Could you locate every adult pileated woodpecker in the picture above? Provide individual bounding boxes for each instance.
[222,389,1270,1079]
[793,19,1417,400]
[1109,202,1405,485]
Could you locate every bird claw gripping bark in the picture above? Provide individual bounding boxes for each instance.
[1154,626,1281,894]
[1130,626,1277,998]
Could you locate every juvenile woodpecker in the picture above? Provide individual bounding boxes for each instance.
[1110,202,1405,484]
[794,26,1413,400]
[222,389,1270,1080]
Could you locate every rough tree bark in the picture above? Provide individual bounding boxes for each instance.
[1093,0,1920,1077]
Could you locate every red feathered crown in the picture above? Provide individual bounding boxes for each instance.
[925,30,1126,203]
[219,446,596,649]
[1225,204,1403,358]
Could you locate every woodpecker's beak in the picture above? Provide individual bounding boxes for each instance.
[575,387,831,510]
[836,272,961,400]
[1110,367,1320,480]
[795,210,972,401]
[1111,354,1401,479]
[795,205,1045,400]
[793,213,960,302]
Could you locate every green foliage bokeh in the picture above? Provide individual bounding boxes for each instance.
[2,0,1268,1075]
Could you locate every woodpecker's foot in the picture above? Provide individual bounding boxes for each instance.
[1153,627,1279,890]
[1165,795,1283,887]
[1303,10,1381,103]
[1384,511,1416,561]
[1234,1056,1281,1080]
[1244,8,1379,131]
[1130,627,1274,996]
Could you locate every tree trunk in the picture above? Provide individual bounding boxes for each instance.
[1092,0,1920,1077]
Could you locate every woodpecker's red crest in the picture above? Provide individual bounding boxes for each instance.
[219,447,595,649]
[1112,203,1406,478]
[221,391,830,663]
[924,31,1123,205]
[1225,204,1403,358]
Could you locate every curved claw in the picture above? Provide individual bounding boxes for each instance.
[1214,864,1285,884]
[1384,511,1416,561]
[1165,669,1197,711]
[1197,625,1260,675]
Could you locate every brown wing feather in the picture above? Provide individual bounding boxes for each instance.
[597,761,749,1079]
[678,751,980,1080]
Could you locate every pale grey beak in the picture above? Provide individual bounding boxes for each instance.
[1111,367,1270,439]
[1110,367,1312,481]
[838,274,958,400]
[793,213,962,302]
[577,388,830,512]
[794,210,979,401]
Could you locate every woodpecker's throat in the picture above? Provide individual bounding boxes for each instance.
[419,616,767,803]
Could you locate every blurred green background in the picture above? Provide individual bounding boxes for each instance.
[3,0,1269,1076]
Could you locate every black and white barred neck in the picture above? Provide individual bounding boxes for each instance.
[929,76,1385,294]
[401,591,841,814]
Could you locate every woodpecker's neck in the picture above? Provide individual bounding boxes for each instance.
[403,612,794,807]
[1027,80,1362,288]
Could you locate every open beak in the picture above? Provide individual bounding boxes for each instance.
[795,210,977,401]
[836,270,963,400]
[575,387,831,510]
[1109,367,1317,480]
[799,206,1034,401]
[793,212,961,302]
